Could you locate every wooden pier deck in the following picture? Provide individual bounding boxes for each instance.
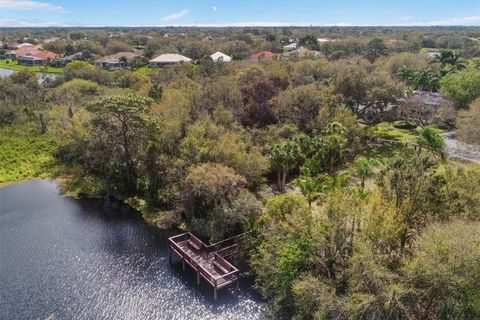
[168,232,240,299]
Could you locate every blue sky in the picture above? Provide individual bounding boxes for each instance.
[0,0,479,27]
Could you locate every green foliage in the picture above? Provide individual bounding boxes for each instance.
[416,125,445,156]
[403,221,480,320]
[184,163,259,241]
[148,83,164,101]
[364,38,388,62]
[0,124,59,183]
[440,70,480,109]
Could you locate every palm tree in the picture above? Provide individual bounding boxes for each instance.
[416,125,446,157]
[352,156,382,190]
[295,176,321,207]
[269,140,300,193]
[322,122,348,173]
[433,50,467,71]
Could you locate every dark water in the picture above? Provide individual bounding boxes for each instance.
[0,180,265,320]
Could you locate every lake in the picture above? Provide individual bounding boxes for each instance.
[0,67,58,82]
[0,180,265,320]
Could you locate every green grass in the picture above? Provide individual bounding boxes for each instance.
[0,59,63,74]
[369,122,419,144]
[0,124,60,183]
[364,122,419,160]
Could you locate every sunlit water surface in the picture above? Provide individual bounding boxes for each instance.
[0,180,265,320]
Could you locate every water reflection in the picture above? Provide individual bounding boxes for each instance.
[0,67,58,83]
[0,180,265,320]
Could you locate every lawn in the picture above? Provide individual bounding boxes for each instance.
[0,59,64,74]
[0,123,60,183]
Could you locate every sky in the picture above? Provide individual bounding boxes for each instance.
[0,0,479,27]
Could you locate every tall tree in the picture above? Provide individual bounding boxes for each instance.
[88,94,155,192]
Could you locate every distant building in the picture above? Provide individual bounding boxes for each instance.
[149,53,191,67]
[210,51,232,62]
[281,47,322,60]
[44,37,60,44]
[283,43,298,51]
[14,45,60,66]
[317,37,333,43]
[202,36,214,42]
[251,51,275,61]
[94,52,139,69]
[426,50,440,58]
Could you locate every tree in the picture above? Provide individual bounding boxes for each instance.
[298,34,319,50]
[432,49,467,71]
[269,140,300,193]
[87,94,155,192]
[403,221,480,320]
[416,125,445,157]
[456,97,480,145]
[377,154,442,254]
[241,76,289,127]
[183,163,259,241]
[364,38,388,62]
[440,70,480,109]
[252,193,313,317]
[272,84,324,131]
[321,122,348,173]
[148,83,164,101]
[69,32,85,40]
[352,156,382,191]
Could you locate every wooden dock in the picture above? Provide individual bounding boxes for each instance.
[168,232,240,300]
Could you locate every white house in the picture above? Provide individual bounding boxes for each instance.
[150,53,191,67]
[210,51,232,62]
[283,43,298,51]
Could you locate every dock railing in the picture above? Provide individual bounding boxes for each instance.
[168,232,240,299]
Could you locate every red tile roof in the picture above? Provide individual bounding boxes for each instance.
[14,45,60,59]
[251,51,275,60]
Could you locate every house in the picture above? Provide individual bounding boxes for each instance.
[44,37,60,44]
[283,43,298,51]
[15,45,60,66]
[149,53,191,67]
[317,37,333,43]
[202,36,214,42]
[281,47,322,60]
[210,51,232,62]
[15,43,36,49]
[94,52,139,69]
[426,50,440,58]
[14,44,42,56]
[251,51,275,61]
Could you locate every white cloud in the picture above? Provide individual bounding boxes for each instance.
[212,5,217,12]
[161,9,189,21]
[413,16,480,26]
[0,0,63,10]
[0,18,69,27]
[191,21,350,27]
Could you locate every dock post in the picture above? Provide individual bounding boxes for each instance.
[196,271,200,285]
[214,287,217,300]
[182,258,185,271]
[236,279,240,291]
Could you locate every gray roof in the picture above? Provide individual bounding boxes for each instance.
[150,53,191,63]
